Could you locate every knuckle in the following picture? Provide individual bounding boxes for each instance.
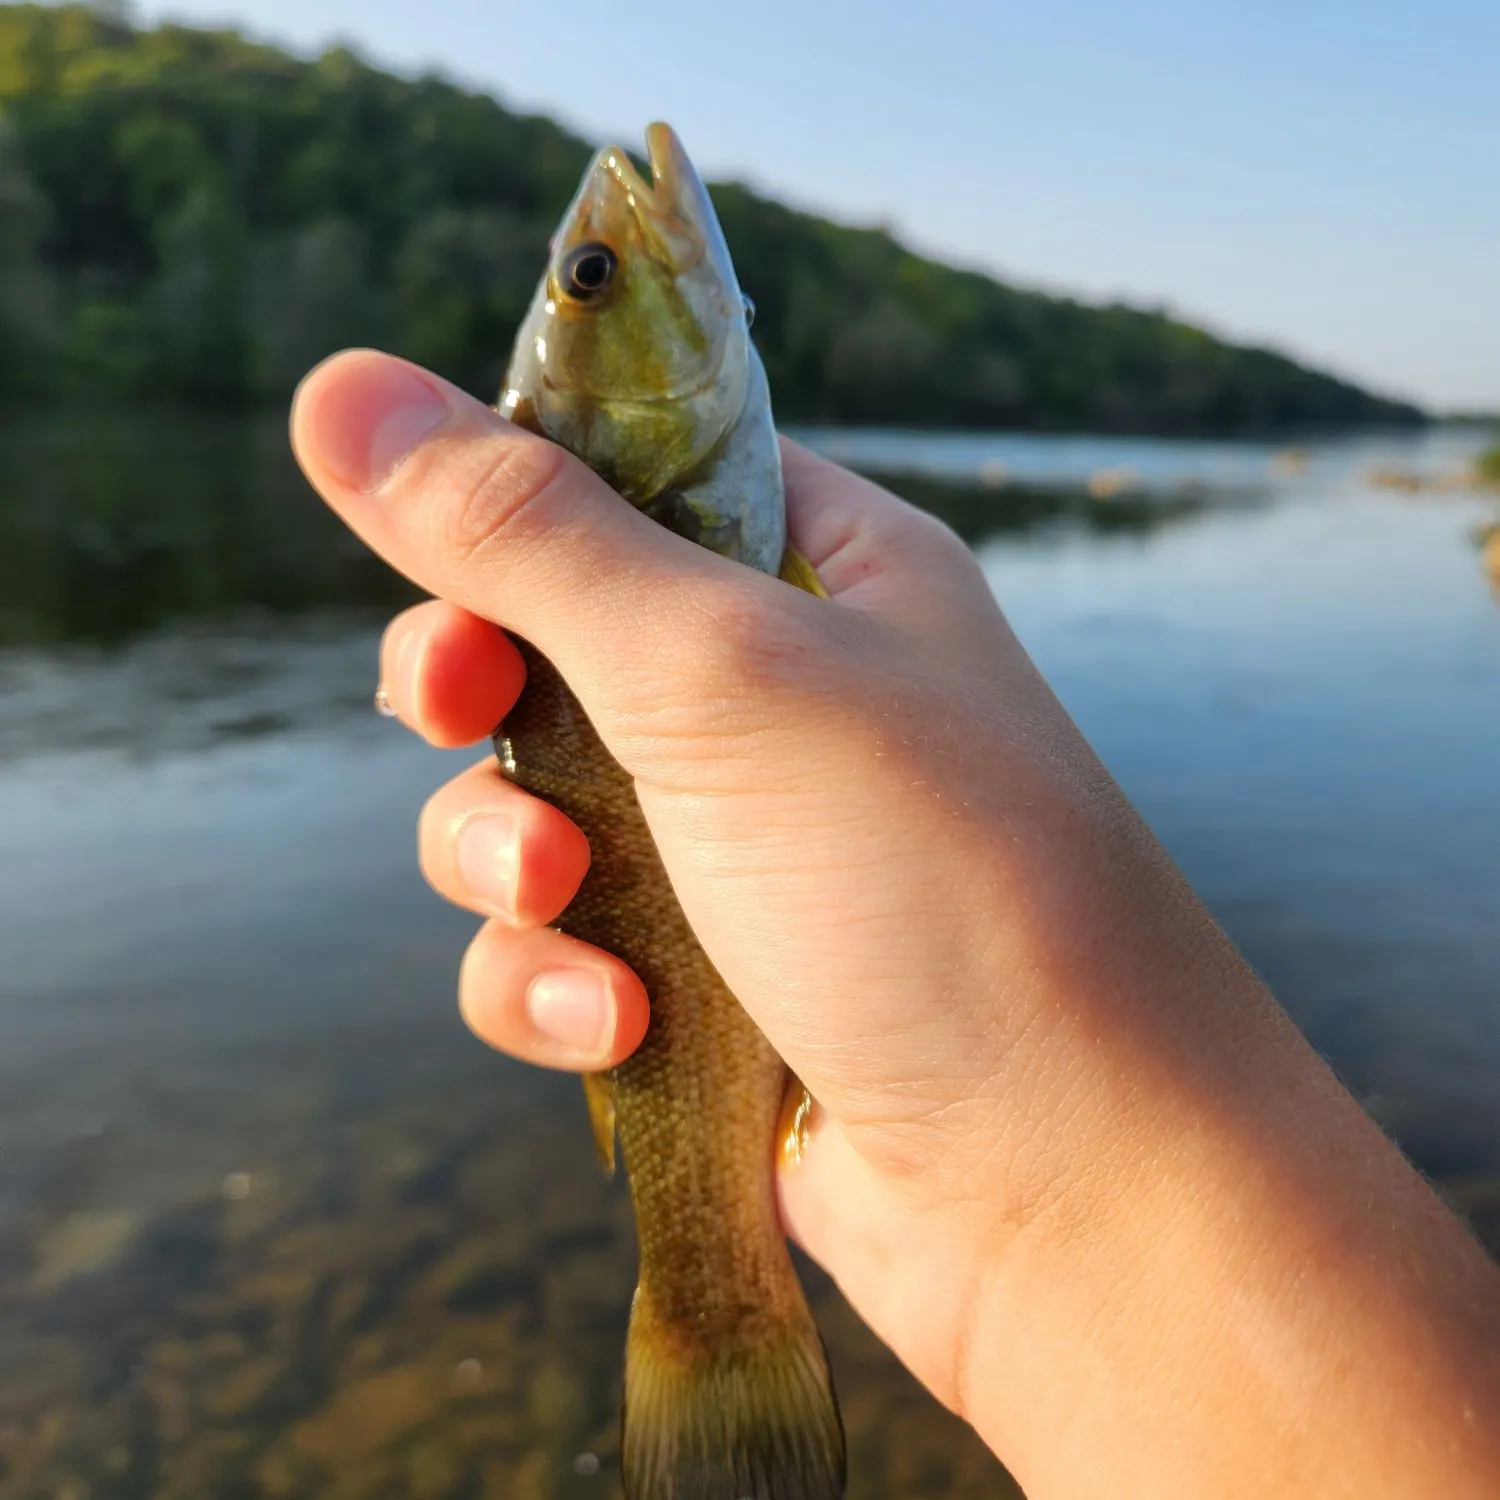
[914,507,972,558]
[437,435,574,565]
[686,580,795,686]
[595,579,832,779]
[928,520,984,578]
[659,587,789,717]
[885,501,971,566]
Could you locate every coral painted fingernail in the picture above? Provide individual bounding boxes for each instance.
[456,814,519,914]
[526,969,613,1058]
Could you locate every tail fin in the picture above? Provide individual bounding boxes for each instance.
[621,1295,846,1500]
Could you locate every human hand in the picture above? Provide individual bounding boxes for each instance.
[291,344,1151,1405]
[292,349,1500,1500]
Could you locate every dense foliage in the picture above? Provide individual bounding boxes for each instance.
[0,5,1424,431]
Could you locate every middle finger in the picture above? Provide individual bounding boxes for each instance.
[420,758,592,926]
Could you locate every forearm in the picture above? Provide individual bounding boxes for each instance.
[958,823,1500,1499]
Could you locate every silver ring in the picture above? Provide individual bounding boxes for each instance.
[373,685,397,718]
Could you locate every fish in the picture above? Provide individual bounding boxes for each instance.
[493,124,846,1500]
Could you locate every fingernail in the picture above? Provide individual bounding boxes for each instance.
[300,356,452,492]
[455,814,519,914]
[526,969,613,1057]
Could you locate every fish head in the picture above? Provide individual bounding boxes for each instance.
[501,123,754,504]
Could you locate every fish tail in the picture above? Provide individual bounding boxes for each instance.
[621,1289,845,1500]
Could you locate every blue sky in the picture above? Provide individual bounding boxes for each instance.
[136,0,1499,409]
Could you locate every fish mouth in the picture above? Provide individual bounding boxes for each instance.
[589,122,709,273]
[597,122,687,214]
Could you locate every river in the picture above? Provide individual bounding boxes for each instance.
[1,413,1495,1498]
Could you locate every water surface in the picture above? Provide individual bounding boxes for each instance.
[1,414,1496,1498]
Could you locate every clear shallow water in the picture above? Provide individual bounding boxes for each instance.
[0,415,1496,1497]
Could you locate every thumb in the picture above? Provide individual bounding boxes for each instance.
[290,348,775,712]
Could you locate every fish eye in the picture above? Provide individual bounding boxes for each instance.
[560,242,617,301]
[742,294,756,327]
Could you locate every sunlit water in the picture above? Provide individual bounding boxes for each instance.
[1,415,1496,1498]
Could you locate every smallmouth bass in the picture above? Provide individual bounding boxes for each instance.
[493,124,845,1499]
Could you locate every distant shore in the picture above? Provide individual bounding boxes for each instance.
[1,5,1425,435]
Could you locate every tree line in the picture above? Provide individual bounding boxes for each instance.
[0,4,1425,432]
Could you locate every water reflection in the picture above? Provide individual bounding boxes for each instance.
[0,412,1268,653]
[860,467,1251,541]
[0,413,420,649]
[1,415,1497,1498]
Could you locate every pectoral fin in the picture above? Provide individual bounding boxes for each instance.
[582,1071,617,1178]
[778,545,829,598]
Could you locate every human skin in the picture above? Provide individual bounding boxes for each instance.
[292,348,1500,1500]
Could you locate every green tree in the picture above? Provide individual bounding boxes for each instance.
[0,111,56,396]
[149,183,252,401]
[392,207,551,397]
[252,217,386,393]
[0,3,1430,432]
